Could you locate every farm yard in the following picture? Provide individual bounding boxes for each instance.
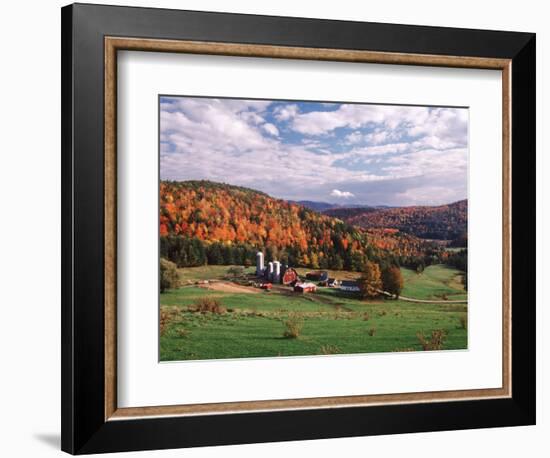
[160,264,468,361]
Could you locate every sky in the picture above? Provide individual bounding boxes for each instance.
[160,96,468,206]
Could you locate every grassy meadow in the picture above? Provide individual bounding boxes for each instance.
[401,265,467,301]
[159,264,467,361]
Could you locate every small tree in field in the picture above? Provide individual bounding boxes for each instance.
[160,257,179,293]
[358,261,382,299]
[382,265,404,298]
[227,266,245,278]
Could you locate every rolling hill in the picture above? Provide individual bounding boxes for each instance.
[324,200,467,242]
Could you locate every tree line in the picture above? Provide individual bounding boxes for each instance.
[159,234,447,273]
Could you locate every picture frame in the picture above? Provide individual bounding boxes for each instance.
[61,3,536,454]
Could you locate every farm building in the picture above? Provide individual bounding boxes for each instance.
[294,282,317,293]
[256,251,264,276]
[273,261,281,283]
[319,277,341,287]
[256,252,300,286]
[262,260,281,283]
[282,267,299,285]
[340,280,360,292]
[305,271,329,282]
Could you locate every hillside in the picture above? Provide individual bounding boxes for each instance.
[324,200,467,242]
[160,180,436,270]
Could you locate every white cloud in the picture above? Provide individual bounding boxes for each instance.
[382,148,468,179]
[160,97,274,157]
[345,131,363,144]
[160,98,388,202]
[262,123,279,136]
[394,186,460,206]
[273,104,299,121]
[345,128,404,146]
[291,105,381,135]
[348,142,411,158]
[365,130,389,145]
[290,104,432,136]
[330,189,355,198]
[289,104,468,157]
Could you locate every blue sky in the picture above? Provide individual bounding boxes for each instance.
[160,96,468,206]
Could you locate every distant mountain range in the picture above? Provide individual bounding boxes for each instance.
[292,201,391,212]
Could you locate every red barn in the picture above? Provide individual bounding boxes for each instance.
[282,267,299,285]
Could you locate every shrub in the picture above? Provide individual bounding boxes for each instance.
[160,307,178,336]
[160,257,179,293]
[416,329,448,351]
[227,266,245,278]
[160,311,170,336]
[283,313,304,339]
[320,344,341,355]
[190,296,226,314]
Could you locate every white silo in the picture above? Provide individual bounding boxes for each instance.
[267,262,274,281]
[273,261,281,283]
[256,252,264,277]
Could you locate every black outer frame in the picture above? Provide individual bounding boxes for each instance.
[61,3,536,454]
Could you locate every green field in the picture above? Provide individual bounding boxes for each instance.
[160,264,467,361]
[175,264,255,283]
[401,265,467,301]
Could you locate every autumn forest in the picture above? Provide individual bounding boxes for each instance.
[160,180,466,272]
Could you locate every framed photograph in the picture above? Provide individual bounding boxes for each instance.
[61,3,536,454]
